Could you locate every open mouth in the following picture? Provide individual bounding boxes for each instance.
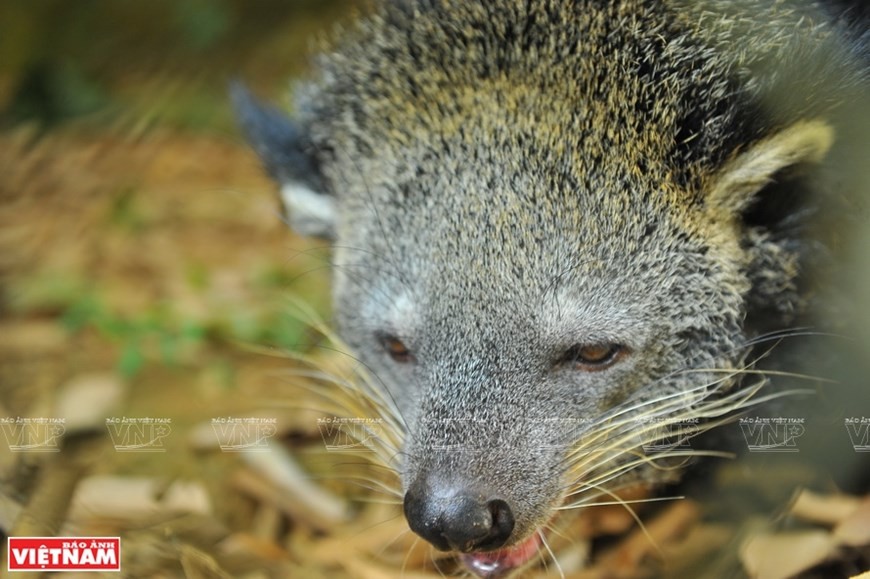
[459,532,542,578]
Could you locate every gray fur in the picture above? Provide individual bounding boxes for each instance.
[236,0,867,567]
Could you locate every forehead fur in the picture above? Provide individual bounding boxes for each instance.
[297,0,856,200]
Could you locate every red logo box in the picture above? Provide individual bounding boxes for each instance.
[7,537,121,572]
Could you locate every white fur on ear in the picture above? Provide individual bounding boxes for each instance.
[280,182,337,238]
[709,120,834,214]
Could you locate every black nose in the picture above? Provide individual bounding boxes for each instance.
[403,477,515,552]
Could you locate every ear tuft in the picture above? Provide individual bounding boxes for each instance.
[230,81,336,239]
[708,120,834,215]
[279,182,337,238]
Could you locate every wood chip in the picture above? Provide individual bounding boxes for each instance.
[232,467,345,534]
[790,488,862,526]
[180,543,233,579]
[219,532,289,562]
[0,321,67,354]
[661,523,733,572]
[598,499,700,572]
[239,439,348,527]
[342,555,441,579]
[0,492,23,533]
[740,531,836,579]
[833,496,870,547]
[68,476,211,522]
[0,442,97,572]
[54,373,124,434]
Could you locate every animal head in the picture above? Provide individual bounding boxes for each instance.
[235,0,863,574]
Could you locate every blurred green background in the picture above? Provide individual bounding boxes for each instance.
[0,0,355,396]
[0,5,375,575]
[0,0,353,131]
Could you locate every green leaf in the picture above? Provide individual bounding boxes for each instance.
[118,341,144,378]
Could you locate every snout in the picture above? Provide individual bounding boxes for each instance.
[403,475,515,552]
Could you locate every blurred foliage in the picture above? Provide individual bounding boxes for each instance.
[0,0,349,384]
[0,0,355,130]
[6,236,333,378]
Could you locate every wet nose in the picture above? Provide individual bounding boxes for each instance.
[403,476,515,552]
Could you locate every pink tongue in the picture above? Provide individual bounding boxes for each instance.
[460,534,541,578]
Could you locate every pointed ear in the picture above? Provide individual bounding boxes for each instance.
[230,82,336,238]
[707,120,834,216]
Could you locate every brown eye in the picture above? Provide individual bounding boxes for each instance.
[563,343,625,371]
[378,334,413,363]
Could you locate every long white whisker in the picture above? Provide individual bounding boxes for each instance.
[538,529,565,579]
[557,494,684,511]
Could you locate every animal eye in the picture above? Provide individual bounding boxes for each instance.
[378,333,413,363]
[562,343,625,371]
